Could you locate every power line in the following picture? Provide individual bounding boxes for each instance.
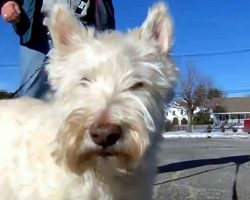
[170,48,250,57]
[175,88,250,97]
[1,48,250,69]
[220,89,250,94]
[0,64,19,68]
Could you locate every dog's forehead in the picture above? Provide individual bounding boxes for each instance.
[59,30,169,87]
[76,32,142,73]
[94,32,136,60]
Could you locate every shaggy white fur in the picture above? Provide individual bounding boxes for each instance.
[0,2,177,200]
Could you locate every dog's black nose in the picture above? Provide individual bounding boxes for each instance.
[89,124,122,148]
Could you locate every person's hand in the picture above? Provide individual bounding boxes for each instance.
[1,1,20,24]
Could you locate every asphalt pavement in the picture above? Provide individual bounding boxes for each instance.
[153,138,250,200]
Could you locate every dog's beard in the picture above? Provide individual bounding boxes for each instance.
[54,110,150,176]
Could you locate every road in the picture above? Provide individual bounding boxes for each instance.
[153,138,250,200]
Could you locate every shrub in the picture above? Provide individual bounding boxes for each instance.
[193,111,213,125]
[0,90,13,99]
[232,127,238,133]
[165,120,172,131]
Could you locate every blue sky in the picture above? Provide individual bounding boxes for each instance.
[1,0,250,96]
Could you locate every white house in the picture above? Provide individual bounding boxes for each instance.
[211,97,250,128]
[164,101,205,125]
[165,97,250,128]
[164,103,188,125]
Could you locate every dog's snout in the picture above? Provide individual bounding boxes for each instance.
[90,124,122,148]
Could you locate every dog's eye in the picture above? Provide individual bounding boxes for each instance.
[80,77,91,86]
[129,82,145,91]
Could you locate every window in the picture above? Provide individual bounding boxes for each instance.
[239,114,245,119]
[246,113,250,119]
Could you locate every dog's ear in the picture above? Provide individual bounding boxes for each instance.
[140,3,173,54]
[48,4,85,56]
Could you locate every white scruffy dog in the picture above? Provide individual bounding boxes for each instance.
[0,3,177,200]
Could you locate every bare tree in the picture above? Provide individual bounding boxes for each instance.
[174,66,213,132]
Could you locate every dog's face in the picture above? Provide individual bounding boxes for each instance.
[47,3,177,175]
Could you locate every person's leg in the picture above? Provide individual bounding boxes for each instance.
[19,45,50,99]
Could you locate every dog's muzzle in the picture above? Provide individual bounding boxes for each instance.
[89,123,122,148]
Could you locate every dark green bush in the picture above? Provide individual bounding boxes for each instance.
[193,111,213,125]
[165,120,172,131]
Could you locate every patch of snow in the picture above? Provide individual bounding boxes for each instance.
[162,130,249,139]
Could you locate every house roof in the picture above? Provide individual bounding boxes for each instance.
[211,97,250,113]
